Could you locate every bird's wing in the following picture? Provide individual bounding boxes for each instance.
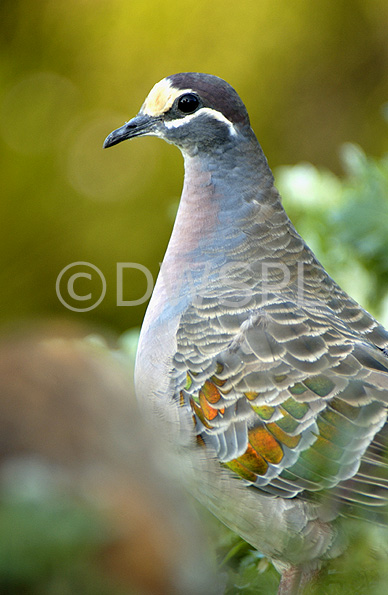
[173,296,388,514]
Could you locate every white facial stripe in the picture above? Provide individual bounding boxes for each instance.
[164,107,238,136]
[142,78,194,117]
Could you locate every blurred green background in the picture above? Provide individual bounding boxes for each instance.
[1,0,387,335]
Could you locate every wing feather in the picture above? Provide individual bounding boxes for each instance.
[174,291,388,519]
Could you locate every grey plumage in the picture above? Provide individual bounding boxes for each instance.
[104,73,388,594]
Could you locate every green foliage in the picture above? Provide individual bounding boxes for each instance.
[210,516,388,594]
[0,495,126,595]
[221,539,279,594]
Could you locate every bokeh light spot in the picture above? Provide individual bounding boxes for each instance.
[66,113,158,201]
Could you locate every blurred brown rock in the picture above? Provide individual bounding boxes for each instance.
[0,322,219,595]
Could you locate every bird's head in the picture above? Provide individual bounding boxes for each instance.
[103,73,251,155]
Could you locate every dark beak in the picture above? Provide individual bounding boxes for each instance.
[103,114,156,148]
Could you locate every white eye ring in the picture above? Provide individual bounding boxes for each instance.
[165,107,238,136]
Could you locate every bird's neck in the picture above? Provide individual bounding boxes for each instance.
[139,134,294,347]
[164,133,276,272]
[147,134,287,319]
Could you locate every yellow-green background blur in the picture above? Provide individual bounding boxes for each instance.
[1,0,388,334]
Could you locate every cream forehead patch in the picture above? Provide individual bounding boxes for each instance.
[141,78,192,116]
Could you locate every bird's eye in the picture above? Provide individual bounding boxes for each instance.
[177,93,200,114]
